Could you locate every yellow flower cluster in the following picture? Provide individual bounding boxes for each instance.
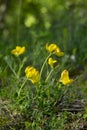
[59,70,74,85]
[46,43,64,56]
[11,46,25,56]
[25,66,39,84]
[11,44,74,85]
[46,43,74,85]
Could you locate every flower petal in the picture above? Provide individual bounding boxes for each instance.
[59,70,74,85]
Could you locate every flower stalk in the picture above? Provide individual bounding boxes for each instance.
[18,78,27,97]
[39,53,52,80]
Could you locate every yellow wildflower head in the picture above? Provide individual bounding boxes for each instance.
[25,66,39,84]
[46,43,58,53]
[59,70,74,85]
[11,46,25,56]
[48,57,57,68]
[46,43,64,57]
[56,48,64,56]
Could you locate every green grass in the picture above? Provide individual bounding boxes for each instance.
[0,42,87,130]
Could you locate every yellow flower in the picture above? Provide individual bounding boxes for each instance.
[11,46,25,56]
[46,43,58,53]
[59,70,74,85]
[56,48,64,56]
[48,57,57,68]
[25,66,39,84]
[46,43,64,56]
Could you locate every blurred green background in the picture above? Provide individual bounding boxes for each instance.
[0,0,87,67]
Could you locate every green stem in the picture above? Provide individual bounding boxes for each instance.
[45,64,60,82]
[45,68,54,82]
[17,57,27,78]
[18,78,27,97]
[39,53,52,80]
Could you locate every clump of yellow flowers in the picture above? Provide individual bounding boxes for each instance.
[10,43,75,99]
[11,46,25,56]
[25,66,39,84]
[11,44,74,86]
[46,43,73,85]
